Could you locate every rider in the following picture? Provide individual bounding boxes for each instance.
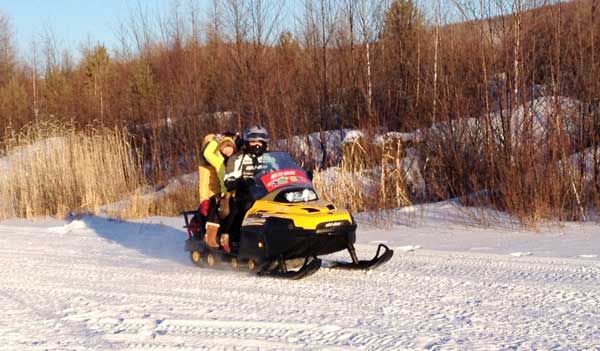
[221,125,270,247]
[198,132,237,249]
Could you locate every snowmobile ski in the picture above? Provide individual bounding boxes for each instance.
[329,244,394,270]
[257,257,322,280]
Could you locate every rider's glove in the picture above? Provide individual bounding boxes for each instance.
[242,178,255,187]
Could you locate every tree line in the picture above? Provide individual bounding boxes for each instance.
[1,0,599,221]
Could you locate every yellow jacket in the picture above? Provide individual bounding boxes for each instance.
[198,134,232,202]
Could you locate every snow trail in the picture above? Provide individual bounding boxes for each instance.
[1,216,599,350]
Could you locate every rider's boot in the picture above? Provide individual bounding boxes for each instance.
[219,233,231,253]
[204,222,220,248]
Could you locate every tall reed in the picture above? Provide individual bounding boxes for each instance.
[0,121,144,219]
[313,136,412,218]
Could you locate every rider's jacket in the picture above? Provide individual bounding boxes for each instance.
[224,151,267,192]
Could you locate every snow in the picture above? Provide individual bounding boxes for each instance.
[422,96,585,149]
[2,99,599,349]
[271,96,584,196]
[569,146,600,184]
[0,137,67,176]
[273,129,352,166]
[342,130,364,144]
[1,202,600,350]
[99,173,198,215]
[509,96,583,140]
[373,132,418,145]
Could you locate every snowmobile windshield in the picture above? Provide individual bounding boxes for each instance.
[249,152,314,200]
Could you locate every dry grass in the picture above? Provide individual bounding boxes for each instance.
[313,137,412,223]
[2,119,591,225]
[106,179,198,219]
[0,121,144,219]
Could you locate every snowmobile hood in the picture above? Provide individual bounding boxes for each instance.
[244,199,354,231]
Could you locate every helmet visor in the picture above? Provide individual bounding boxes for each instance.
[245,132,269,142]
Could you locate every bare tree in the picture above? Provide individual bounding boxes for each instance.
[433,0,440,124]
[29,39,40,123]
[0,12,16,85]
[125,2,157,57]
[513,0,522,99]
[158,0,186,48]
[592,0,599,197]
[354,0,388,123]
[248,0,286,131]
[301,0,342,166]
[221,0,250,128]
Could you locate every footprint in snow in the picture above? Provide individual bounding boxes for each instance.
[509,252,532,257]
[578,254,598,259]
[369,240,389,244]
[470,247,493,251]
[397,245,421,252]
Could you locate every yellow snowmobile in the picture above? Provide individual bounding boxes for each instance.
[183,151,393,279]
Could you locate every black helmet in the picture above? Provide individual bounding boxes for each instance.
[243,125,269,156]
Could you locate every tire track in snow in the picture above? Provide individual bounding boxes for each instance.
[1,222,600,350]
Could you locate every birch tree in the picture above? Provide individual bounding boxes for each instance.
[355,0,387,124]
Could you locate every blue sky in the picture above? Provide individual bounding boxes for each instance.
[0,0,177,59]
[1,0,308,62]
[1,0,446,62]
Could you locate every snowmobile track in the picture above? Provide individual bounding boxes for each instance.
[1,220,599,350]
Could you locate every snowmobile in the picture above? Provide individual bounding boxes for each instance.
[182,151,393,279]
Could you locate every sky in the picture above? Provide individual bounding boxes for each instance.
[1,0,448,63]
[0,0,180,60]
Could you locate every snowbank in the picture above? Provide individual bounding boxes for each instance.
[0,137,68,177]
[99,173,198,214]
[273,129,353,166]
[423,96,585,147]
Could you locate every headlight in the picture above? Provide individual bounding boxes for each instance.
[284,189,317,202]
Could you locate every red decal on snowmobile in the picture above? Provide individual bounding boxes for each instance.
[261,169,311,192]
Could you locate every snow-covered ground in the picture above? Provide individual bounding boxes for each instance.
[1,202,599,350]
